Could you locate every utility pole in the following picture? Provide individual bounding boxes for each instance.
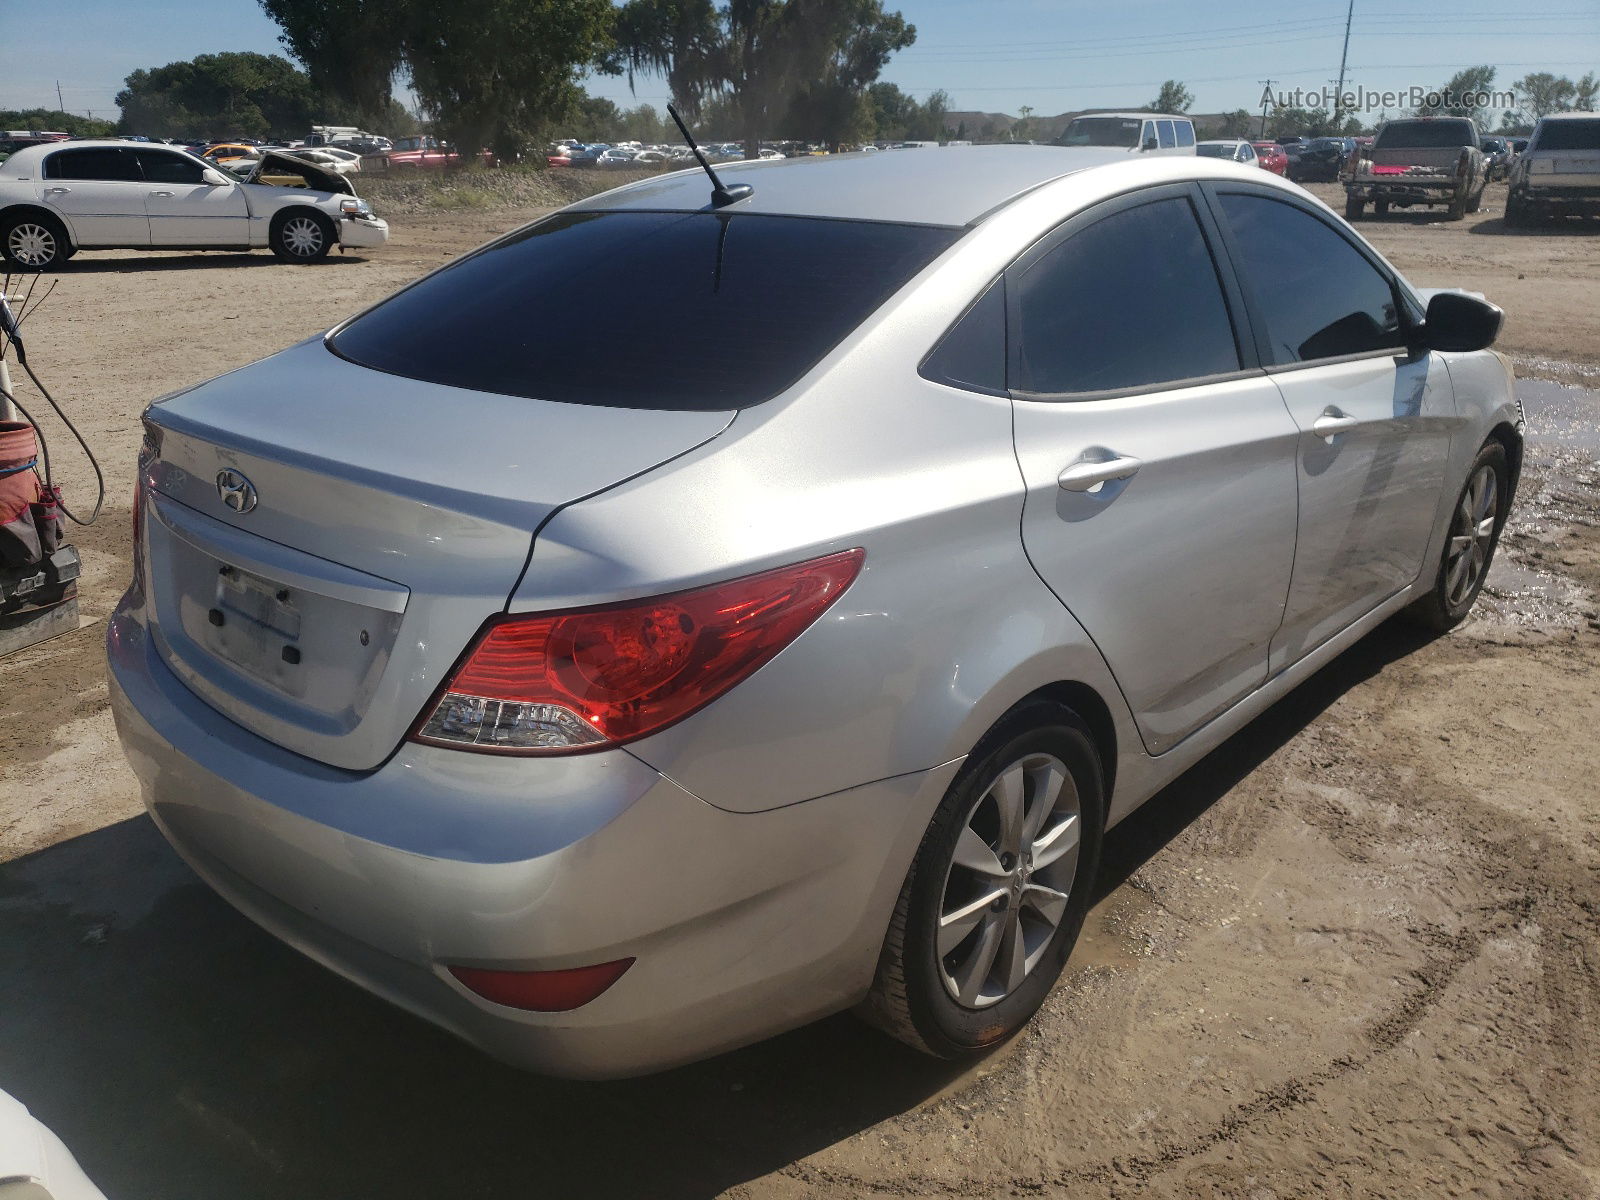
[56,80,65,111]
[1258,79,1277,139]
[1333,0,1354,129]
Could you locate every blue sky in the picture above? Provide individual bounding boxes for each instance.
[4,0,1597,123]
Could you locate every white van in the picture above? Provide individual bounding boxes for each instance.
[1055,112,1197,155]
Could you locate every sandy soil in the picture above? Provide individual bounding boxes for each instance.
[1,187,1597,1200]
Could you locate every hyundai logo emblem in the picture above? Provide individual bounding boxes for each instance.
[216,468,258,514]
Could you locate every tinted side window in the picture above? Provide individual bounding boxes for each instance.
[921,279,1005,395]
[1175,122,1196,148]
[1217,193,1404,364]
[136,150,207,184]
[1141,122,1156,148]
[1013,196,1240,395]
[45,148,139,181]
[1158,120,1177,149]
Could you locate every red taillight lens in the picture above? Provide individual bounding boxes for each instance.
[449,958,634,1011]
[413,548,864,754]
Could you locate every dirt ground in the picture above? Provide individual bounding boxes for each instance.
[1,178,1598,1200]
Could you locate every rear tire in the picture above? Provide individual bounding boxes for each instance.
[1406,442,1509,633]
[1,212,71,271]
[860,701,1105,1058]
[269,209,335,262]
[1344,195,1364,221]
[1447,189,1469,221]
[1374,199,1390,216]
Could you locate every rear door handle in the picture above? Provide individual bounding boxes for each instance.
[149,190,175,197]
[44,186,70,194]
[1058,452,1143,492]
[1311,409,1361,441]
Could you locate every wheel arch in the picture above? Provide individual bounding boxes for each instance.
[0,203,76,247]
[1485,419,1523,500]
[999,680,1120,812]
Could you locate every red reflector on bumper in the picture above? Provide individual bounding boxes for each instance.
[448,958,635,1012]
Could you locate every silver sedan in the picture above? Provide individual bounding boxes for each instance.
[110,146,1520,1077]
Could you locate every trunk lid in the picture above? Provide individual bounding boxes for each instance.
[140,338,733,770]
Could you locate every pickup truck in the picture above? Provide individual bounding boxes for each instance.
[1343,117,1488,221]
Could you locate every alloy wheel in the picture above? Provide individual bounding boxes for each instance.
[6,222,56,267]
[937,752,1081,1008]
[281,216,325,257]
[1446,464,1498,607]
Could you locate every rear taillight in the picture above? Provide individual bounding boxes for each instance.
[412,548,864,755]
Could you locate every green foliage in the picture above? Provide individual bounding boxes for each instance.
[261,0,615,161]
[1214,108,1253,139]
[1147,80,1194,115]
[0,110,117,138]
[406,0,615,162]
[1414,65,1497,130]
[1513,71,1578,119]
[115,51,319,138]
[258,0,405,130]
[614,0,914,155]
[864,83,947,141]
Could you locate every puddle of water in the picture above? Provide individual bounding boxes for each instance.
[1516,376,1600,458]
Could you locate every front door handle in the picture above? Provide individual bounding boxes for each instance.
[149,190,175,197]
[1058,452,1143,492]
[44,186,70,194]
[1311,409,1361,441]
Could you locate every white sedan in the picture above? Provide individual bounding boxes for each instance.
[0,1088,108,1200]
[0,140,389,269]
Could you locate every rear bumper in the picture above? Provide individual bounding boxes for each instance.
[1518,183,1600,209]
[1346,177,1459,203]
[106,607,950,1078]
[338,215,389,249]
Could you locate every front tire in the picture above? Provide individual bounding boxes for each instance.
[270,209,335,262]
[1,212,71,271]
[1406,442,1509,633]
[861,702,1105,1058]
[1345,195,1364,221]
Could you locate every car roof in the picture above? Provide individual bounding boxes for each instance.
[1537,112,1600,121]
[0,138,205,177]
[1071,112,1190,121]
[1198,139,1248,145]
[570,145,1178,227]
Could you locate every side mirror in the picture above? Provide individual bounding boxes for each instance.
[1142,137,1159,151]
[202,167,231,186]
[1418,291,1503,353]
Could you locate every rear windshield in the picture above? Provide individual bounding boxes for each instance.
[1534,120,1600,151]
[330,211,960,411]
[1195,144,1231,158]
[1375,121,1476,149]
[1058,117,1142,148]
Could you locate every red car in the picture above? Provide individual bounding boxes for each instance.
[1251,141,1289,176]
[384,136,494,170]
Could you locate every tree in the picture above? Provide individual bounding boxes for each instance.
[0,109,117,138]
[258,0,405,130]
[614,0,915,158]
[405,0,615,161]
[1576,71,1598,112]
[1415,65,1497,130]
[1147,80,1193,114]
[1012,104,1034,143]
[261,0,615,160]
[1216,108,1253,138]
[116,52,319,139]
[1514,71,1578,118]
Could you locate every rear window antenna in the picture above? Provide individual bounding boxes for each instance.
[667,103,753,208]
